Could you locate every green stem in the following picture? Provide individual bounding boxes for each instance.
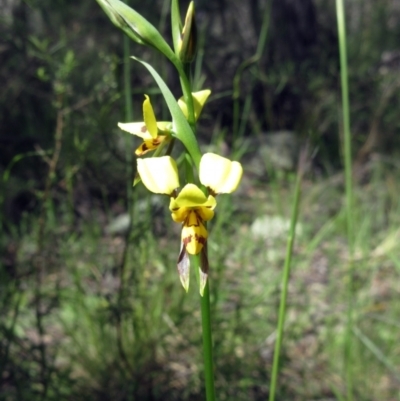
[181,55,216,399]
[120,20,134,293]
[180,63,198,174]
[124,39,133,136]
[336,1,354,247]
[268,162,303,401]
[336,1,355,399]
[114,16,136,376]
[179,66,196,129]
[201,280,217,401]
[170,1,195,131]
[184,152,195,184]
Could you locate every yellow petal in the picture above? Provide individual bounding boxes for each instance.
[134,136,168,156]
[186,209,202,226]
[137,156,180,195]
[143,95,158,138]
[199,153,243,194]
[118,122,153,140]
[178,90,211,121]
[196,206,215,221]
[170,204,214,223]
[182,214,208,255]
[169,184,216,210]
[192,90,211,119]
[170,205,189,223]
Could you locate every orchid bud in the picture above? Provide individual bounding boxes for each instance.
[178,1,197,63]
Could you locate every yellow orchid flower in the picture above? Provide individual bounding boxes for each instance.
[118,90,211,156]
[170,184,216,292]
[118,95,171,156]
[137,153,242,295]
[177,90,210,121]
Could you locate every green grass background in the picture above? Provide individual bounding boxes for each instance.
[1,0,400,400]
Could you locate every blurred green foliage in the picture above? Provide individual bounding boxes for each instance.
[1,0,400,400]
[2,0,400,216]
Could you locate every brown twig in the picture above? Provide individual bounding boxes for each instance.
[34,94,64,400]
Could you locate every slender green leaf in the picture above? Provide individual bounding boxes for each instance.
[268,147,305,401]
[329,384,347,401]
[336,0,355,399]
[353,326,400,383]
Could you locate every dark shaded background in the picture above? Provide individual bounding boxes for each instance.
[2,0,400,220]
[1,1,400,399]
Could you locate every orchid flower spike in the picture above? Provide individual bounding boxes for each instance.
[118,95,170,156]
[137,153,242,295]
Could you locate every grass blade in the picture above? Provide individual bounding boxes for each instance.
[268,147,307,401]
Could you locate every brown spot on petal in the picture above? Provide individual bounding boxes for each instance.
[195,234,207,245]
[135,143,150,156]
[140,125,147,133]
[207,187,217,197]
[183,235,193,247]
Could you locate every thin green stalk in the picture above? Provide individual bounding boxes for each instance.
[170,0,194,128]
[115,23,135,375]
[232,0,271,143]
[336,1,355,399]
[183,58,216,400]
[123,33,134,204]
[186,179,216,401]
[200,280,216,401]
[124,36,133,160]
[336,0,354,247]
[184,152,195,184]
[189,254,216,401]
[268,154,304,401]
[179,68,196,129]
[353,326,400,383]
[180,62,196,133]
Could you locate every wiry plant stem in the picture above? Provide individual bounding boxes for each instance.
[268,146,306,401]
[336,1,355,399]
[201,280,216,401]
